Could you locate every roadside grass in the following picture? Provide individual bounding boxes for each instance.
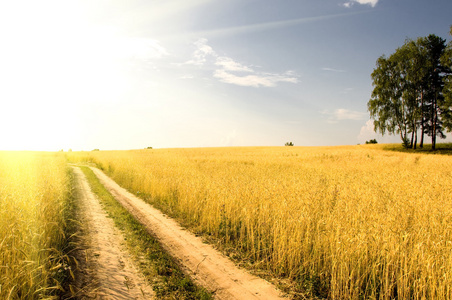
[78,166,212,300]
[60,168,81,297]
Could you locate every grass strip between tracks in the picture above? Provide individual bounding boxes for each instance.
[79,166,212,299]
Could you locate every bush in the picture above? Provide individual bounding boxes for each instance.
[401,137,410,148]
[365,139,378,144]
[285,142,294,146]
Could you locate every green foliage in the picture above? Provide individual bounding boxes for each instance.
[285,142,294,146]
[441,25,452,132]
[365,139,378,144]
[146,146,153,149]
[368,30,452,150]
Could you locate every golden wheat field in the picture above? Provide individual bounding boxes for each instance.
[0,152,72,299]
[66,145,452,299]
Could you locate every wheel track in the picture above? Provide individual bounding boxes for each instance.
[90,166,285,300]
[71,167,154,299]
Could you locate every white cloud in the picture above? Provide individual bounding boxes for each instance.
[214,69,298,87]
[215,57,253,72]
[335,108,367,120]
[322,108,367,123]
[185,38,298,87]
[343,0,378,8]
[358,119,377,141]
[184,38,216,65]
[357,120,404,144]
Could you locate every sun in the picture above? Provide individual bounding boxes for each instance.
[0,1,132,151]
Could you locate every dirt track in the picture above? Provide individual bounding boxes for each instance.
[71,167,154,299]
[90,166,285,300]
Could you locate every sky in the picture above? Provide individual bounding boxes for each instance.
[1,0,452,151]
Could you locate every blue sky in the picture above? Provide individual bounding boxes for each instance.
[1,0,451,150]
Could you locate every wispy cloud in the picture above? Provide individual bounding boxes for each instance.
[184,38,298,87]
[322,67,346,73]
[183,38,216,65]
[341,87,354,94]
[194,11,372,38]
[343,0,379,8]
[214,69,298,88]
[321,108,367,123]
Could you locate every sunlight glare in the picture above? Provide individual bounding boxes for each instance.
[0,0,138,150]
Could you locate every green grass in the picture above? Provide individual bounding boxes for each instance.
[59,168,80,298]
[78,166,212,299]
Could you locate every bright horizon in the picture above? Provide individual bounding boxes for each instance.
[1,0,452,151]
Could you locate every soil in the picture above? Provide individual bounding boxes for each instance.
[70,167,154,299]
[90,166,285,300]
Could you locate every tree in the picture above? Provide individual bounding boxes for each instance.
[285,142,294,146]
[399,39,429,149]
[368,53,411,146]
[441,26,452,134]
[368,31,452,150]
[421,34,449,150]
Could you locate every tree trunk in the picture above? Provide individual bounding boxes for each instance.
[414,128,417,150]
[410,130,414,148]
[399,130,407,147]
[432,89,437,151]
[420,91,424,148]
[432,113,437,150]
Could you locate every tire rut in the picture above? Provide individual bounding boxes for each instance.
[90,166,285,300]
[71,167,154,299]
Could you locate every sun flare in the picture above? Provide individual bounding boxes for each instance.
[0,0,136,151]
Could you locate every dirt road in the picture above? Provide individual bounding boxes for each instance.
[71,167,154,299]
[90,166,285,300]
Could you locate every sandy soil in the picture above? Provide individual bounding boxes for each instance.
[70,167,154,299]
[90,166,286,300]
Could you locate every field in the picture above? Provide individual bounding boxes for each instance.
[2,145,452,299]
[0,152,72,299]
[67,145,452,299]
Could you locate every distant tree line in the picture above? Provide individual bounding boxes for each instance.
[368,26,452,150]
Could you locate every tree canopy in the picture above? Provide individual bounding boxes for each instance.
[368,28,452,149]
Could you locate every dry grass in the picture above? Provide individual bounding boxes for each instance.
[0,152,72,299]
[67,145,452,299]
